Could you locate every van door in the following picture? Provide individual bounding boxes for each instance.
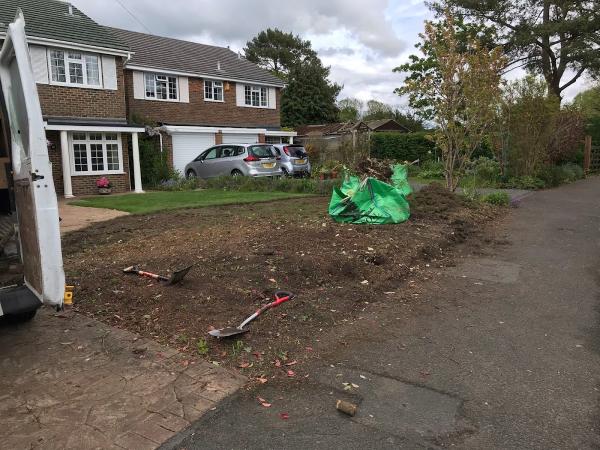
[0,10,64,310]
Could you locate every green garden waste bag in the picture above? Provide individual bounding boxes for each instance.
[328,164,412,225]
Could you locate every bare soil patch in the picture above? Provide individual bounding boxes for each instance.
[62,185,497,381]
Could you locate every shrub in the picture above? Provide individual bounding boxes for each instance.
[536,163,583,187]
[139,136,171,187]
[155,171,198,191]
[370,131,437,162]
[418,160,445,179]
[482,192,510,206]
[467,157,501,186]
[504,175,546,190]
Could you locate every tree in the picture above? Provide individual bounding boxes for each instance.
[244,28,317,81]
[394,16,498,120]
[572,85,600,118]
[393,109,426,132]
[398,11,506,190]
[363,100,394,121]
[281,61,342,127]
[501,76,560,176]
[337,98,363,122]
[433,0,600,103]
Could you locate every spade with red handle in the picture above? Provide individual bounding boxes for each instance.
[123,264,193,285]
[209,291,295,338]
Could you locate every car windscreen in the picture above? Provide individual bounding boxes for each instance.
[249,145,276,159]
[287,146,307,158]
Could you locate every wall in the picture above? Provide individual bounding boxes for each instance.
[47,131,131,196]
[125,71,281,128]
[37,58,127,120]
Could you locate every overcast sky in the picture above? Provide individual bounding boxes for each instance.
[71,0,591,109]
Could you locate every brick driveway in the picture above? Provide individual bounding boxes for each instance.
[0,308,245,449]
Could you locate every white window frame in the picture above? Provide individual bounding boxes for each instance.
[204,79,224,102]
[244,85,268,108]
[47,48,103,88]
[69,132,124,176]
[144,72,179,102]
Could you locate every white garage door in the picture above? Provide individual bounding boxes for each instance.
[222,133,259,145]
[171,133,215,174]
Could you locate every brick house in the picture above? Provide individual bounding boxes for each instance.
[0,0,145,198]
[108,28,295,175]
[1,0,295,198]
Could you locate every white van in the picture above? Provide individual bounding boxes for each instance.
[0,10,64,321]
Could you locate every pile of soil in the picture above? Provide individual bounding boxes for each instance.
[62,186,497,378]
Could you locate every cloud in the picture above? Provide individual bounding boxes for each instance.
[69,0,417,107]
[72,0,406,56]
[319,47,356,57]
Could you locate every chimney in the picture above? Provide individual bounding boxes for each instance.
[68,3,73,15]
[217,61,221,71]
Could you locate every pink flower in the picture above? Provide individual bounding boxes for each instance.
[96,177,111,188]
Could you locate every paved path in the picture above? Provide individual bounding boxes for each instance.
[167,177,600,449]
[0,308,245,449]
[59,200,128,234]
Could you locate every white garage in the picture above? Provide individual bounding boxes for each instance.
[222,133,259,145]
[171,133,215,174]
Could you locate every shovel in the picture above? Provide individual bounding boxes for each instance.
[123,264,193,285]
[209,291,295,338]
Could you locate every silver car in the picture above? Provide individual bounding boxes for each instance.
[272,144,311,177]
[184,144,282,179]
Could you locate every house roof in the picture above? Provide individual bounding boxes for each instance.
[365,119,410,132]
[0,0,128,52]
[107,27,285,87]
[295,122,357,137]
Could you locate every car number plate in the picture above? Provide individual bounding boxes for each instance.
[262,162,275,169]
[294,159,306,165]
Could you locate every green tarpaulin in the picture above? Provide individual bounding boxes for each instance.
[328,164,412,225]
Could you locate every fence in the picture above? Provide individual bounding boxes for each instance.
[584,135,600,173]
[591,146,600,172]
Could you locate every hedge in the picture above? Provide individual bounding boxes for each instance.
[370,131,437,162]
[370,131,494,162]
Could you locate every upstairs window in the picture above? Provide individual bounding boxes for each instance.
[244,85,268,107]
[49,49,101,87]
[144,73,178,100]
[204,80,223,101]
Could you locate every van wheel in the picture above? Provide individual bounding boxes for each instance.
[231,170,244,177]
[186,170,196,179]
[6,308,37,323]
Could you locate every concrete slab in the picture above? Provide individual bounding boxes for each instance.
[0,307,245,449]
[59,200,128,234]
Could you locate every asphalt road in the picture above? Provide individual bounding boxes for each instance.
[163,176,600,449]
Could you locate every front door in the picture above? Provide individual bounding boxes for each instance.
[0,11,64,307]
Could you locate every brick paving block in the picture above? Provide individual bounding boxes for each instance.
[114,431,158,450]
[129,415,176,445]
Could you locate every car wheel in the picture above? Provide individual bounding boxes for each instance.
[186,169,196,179]
[231,169,244,177]
[5,308,37,323]
[281,167,290,177]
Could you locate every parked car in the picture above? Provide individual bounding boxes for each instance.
[272,144,311,177]
[185,144,282,179]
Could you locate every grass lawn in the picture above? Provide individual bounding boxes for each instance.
[69,190,313,214]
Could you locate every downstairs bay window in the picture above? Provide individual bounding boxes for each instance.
[71,132,123,175]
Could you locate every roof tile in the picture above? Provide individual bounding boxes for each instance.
[108,27,284,87]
